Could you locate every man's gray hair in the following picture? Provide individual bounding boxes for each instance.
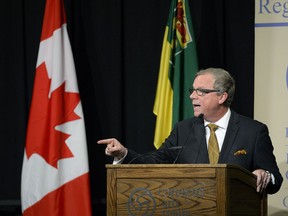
[195,68,235,107]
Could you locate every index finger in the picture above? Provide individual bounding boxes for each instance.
[97,139,114,145]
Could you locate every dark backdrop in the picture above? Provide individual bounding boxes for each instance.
[0,0,254,215]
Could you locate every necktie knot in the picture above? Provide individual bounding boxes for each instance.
[208,123,218,132]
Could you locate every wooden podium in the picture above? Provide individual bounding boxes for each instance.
[106,164,267,216]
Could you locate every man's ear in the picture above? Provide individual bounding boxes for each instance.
[218,92,228,105]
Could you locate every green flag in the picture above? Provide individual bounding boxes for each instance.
[153,0,198,149]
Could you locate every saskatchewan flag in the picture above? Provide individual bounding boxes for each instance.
[153,0,198,149]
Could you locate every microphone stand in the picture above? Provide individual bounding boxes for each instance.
[173,114,204,164]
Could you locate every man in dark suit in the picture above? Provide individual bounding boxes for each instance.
[98,68,283,194]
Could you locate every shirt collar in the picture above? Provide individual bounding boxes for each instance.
[204,108,231,129]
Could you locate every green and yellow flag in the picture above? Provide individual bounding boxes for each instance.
[153,0,198,149]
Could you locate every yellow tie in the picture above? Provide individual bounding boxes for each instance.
[208,124,219,164]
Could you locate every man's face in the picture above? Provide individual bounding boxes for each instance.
[190,74,226,122]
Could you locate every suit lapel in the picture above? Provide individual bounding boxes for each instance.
[219,111,240,162]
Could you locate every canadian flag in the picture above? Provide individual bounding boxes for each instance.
[21,0,92,215]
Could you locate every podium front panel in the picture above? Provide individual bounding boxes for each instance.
[106,164,266,216]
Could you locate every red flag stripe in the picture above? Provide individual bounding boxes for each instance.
[41,0,66,41]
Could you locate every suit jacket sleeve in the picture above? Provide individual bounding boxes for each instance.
[220,112,283,194]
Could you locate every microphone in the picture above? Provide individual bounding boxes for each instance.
[198,113,204,119]
[172,113,204,164]
[127,146,184,164]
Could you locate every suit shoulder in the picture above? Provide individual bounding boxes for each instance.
[234,112,268,129]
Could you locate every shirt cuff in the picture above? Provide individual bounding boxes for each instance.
[270,173,275,185]
[112,149,128,164]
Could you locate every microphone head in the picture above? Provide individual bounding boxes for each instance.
[195,113,204,124]
[198,113,204,119]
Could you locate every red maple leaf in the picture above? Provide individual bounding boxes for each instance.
[26,62,81,169]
